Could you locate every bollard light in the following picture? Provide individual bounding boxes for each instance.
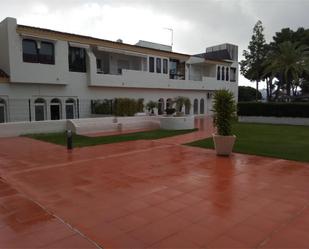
[66,130,73,150]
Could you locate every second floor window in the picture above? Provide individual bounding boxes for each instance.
[156,58,161,73]
[163,59,168,74]
[39,42,55,64]
[149,57,154,73]
[23,39,38,63]
[22,39,55,64]
[69,46,86,73]
[217,66,220,80]
[226,67,229,81]
[221,66,225,81]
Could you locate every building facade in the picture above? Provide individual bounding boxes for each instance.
[0,17,238,123]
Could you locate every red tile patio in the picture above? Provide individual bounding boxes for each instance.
[0,117,309,248]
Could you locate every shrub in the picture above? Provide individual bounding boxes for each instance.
[213,90,237,136]
[165,108,176,115]
[92,99,113,115]
[113,98,139,116]
[238,102,309,117]
[137,98,144,112]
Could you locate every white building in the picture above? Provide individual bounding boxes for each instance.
[0,17,238,123]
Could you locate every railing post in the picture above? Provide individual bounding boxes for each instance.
[66,130,73,150]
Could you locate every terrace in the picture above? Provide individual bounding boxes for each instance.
[0,117,308,248]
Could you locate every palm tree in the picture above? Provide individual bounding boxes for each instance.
[264,41,309,98]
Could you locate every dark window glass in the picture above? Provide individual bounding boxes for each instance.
[156,58,161,73]
[39,42,54,64]
[217,66,220,80]
[221,67,225,81]
[163,59,168,74]
[69,46,86,72]
[226,67,229,81]
[230,67,236,82]
[23,39,38,63]
[149,57,154,73]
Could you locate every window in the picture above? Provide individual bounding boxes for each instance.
[221,66,225,81]
[34,98,46,121]
[65,99,75,119]
[149,57,154,73]
[23,39,38,63]
[0,99,6,123]
[69,46,86,72]
[200,99,205,114]
[217,66,220,80]
[50,98,61,120]
[226,67,229,81]
[230,67,236,82]
[39,42,55,64]
[193,99,198,115]
[156,58,161,73]
[23,39,55,64]
[163,59,168,74]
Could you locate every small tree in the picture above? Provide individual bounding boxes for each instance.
[212,90,236,136]
[174,96,191,113]
[240,20,267,101]
[146,101,157,114]
[238,86,262,102]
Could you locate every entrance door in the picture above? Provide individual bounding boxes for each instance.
[50,105,60,120]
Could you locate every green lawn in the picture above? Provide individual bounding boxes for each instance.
[187,122,309,163]
[27,129,197,148]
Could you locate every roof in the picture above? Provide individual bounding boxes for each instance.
[194,50,233,61]
[16,25,190,61]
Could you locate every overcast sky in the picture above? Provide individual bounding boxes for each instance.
[1,0,308,87]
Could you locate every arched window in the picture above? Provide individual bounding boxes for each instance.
[200,98,205,114]
[217,66,220,80]
[0,98,7,123]
[34,98,46,121]
[65,99,75,119]
[158,98,164,115]
[221,66,225,81]
[166,98,173,109]
[50,98,61,120]
[193,99,198,115]
[226,67,229,81]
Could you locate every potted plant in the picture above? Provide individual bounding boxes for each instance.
[212,89,237,156]
[174,96,191,116]
[146,101,157,115]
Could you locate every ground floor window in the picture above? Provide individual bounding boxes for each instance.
[158,98,164,115]
[50,98,61,120]
[34,98,46,121]
[0,99,6,123]
[200,98,205,114]
[193,99,198,115]
[65,99,75,119]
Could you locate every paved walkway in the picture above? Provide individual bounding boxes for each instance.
[0,117,309,248]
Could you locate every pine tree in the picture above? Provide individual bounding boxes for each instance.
[240,20,267,101]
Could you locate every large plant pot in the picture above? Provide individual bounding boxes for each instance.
[212,134,236,156]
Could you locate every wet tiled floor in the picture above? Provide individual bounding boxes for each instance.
[0,117,308,248]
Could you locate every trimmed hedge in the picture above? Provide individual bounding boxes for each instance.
[238,102,309,118]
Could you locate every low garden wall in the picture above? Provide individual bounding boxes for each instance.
[0,120,67,137]
[0,116,161,138]
[238,102,309,126]
[160,116,195,130]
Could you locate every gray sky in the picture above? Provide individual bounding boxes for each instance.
[1,0,308,87]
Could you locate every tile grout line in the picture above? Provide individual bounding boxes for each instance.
[0,176,104,249]
[255,203,309,249]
